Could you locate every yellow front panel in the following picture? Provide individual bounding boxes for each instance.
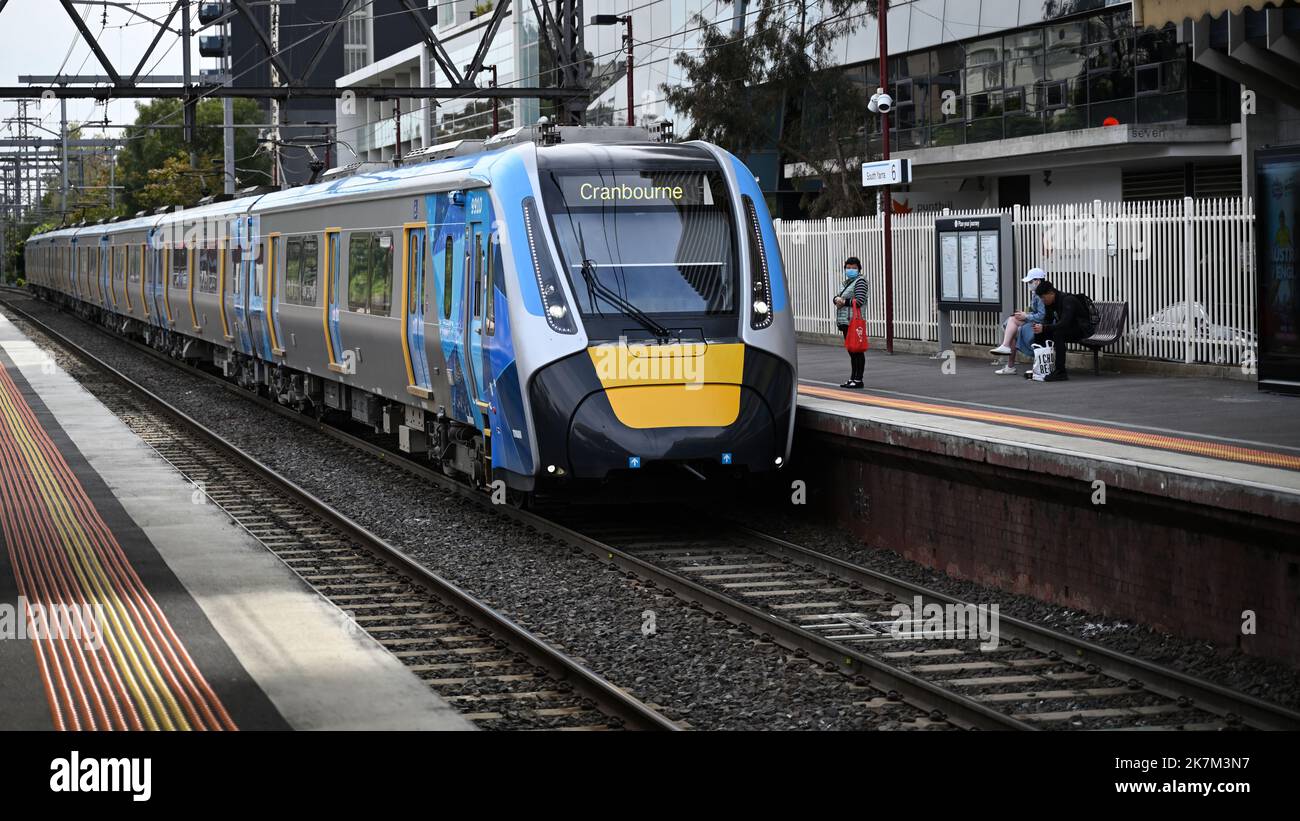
[587,342,745,430]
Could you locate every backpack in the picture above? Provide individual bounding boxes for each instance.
[1075,292,1100,334]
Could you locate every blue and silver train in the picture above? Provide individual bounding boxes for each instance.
[24,125,797,494]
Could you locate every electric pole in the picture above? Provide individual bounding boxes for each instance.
[270,0,282,187]
[61,98,69,217]
[182,0,197,169]
[879,0,894,354]
[224,13,236,195]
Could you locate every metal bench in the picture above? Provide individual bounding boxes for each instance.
[1079,301,1129,375]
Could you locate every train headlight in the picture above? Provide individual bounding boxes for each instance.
[523,197,577,334]
[743,195,774,330]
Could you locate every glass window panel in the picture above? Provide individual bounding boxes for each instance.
[301,238,319,306]
[933,44,963,73]
[967,117,1004,142]
[1004,29,1044,60]
[285,238,302,303]
[1006,56,1044,87]
[1136,92,1186,123]
[369,232,393,316]
[349,234,371,312]
[443,236,454,319]
[1135,64,1160,95]
[1044,106,1086,132]
[1087,7,1133,43]
[1005,112,1045,137]
[1047,22,1085,51]
[968,36,1002,67]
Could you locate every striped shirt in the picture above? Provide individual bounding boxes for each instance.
[835,273,869,326]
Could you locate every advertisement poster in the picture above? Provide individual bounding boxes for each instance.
[1256,147,1300,388]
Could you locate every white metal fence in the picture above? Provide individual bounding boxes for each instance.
[775,197,1257,367]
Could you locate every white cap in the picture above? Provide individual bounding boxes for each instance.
[1022,267,1047,283]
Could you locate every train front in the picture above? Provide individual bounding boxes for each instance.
[518,141,796,484]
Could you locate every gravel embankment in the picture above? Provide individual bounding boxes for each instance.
[3,297,936,730]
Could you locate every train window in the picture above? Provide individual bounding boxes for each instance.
[486,235,502,336]
[540,168,738,318]
[300,237,319,305]
[284,237,302,303]
[372,234,393,316]
[230,247,241,294]
[472,233,483,318]
[171,245,189,290]
[198,245,219,293]
[442,235,453,319]
[406,233,420,314]
[348,233,372,312]
[252,241,264,297]
[346,231,393,315]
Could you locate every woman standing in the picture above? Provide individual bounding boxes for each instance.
[833,256,869,388]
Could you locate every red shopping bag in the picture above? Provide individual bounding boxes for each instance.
[845,300,869,353]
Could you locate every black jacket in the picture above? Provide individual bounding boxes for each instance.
[1043,292,1093,337]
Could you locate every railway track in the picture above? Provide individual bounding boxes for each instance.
[542,509,1300,731]
[0,295,676,732]
[9,291,1300,731]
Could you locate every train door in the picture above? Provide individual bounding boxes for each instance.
[218,238,232,342]
[323,228,345,372]
[147,235,165,324]
[228,218,253,355]
[99,236,111,309]
[266,233,285,356]
[402,224,432,397]
[124,246,135,314]
[246,224,270,358]
[135,244,147,319]
[73,243,82,299]
[462,190,491,441]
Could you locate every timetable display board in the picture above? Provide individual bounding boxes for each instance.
[934,214,1014,312]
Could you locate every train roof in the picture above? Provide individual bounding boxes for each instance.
[26,133,709,246]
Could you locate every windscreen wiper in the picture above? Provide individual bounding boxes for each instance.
[579,258,673,341]
[575,221,672,341]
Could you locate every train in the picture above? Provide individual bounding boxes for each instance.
[23,124,797,497]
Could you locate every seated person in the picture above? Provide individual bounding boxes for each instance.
[990,267,1047,375]
[1029,280,1096,382]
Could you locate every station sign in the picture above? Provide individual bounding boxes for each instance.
[861,158,912,188]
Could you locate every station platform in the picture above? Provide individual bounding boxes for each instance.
[797,342,1300,504]
[794,341,1300,662]
[0,314,471,731]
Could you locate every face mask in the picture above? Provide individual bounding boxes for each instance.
[844,269,859,279]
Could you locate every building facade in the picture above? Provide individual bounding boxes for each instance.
[226,0,433,184]
[323,1,1298,215]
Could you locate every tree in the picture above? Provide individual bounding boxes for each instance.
[116,97,271,212]
[663,0,877,218]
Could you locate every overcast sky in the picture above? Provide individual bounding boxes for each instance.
[0,0,205,138]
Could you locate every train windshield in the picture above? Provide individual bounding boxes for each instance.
[540,167,738,325]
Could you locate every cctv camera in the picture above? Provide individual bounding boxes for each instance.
[872,92,894,114]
